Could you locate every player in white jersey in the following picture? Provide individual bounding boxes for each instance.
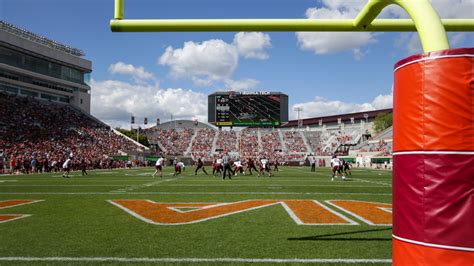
[259,157,272,177]
[330,155,345,181]
[213,158,223,176]
[233,159,243,176]
[174,162,185,176]
[153,156,165,177]
[62,157,72,178]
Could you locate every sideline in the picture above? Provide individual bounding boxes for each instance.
[0,256,392,264]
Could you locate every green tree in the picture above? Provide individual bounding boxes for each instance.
[373,112,393,133]
[115,128,150,146]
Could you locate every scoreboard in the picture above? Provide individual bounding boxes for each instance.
[208,91,288,127]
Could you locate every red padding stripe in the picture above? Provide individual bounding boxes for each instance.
[393,237,474,266]
[393,154,474,248]
[394,47,474,69]
[393,53,474,152]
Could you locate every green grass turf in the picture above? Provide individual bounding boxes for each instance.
[0,167,392,265]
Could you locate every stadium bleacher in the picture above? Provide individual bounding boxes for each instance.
[191,128,216,161]
[0,93,144,173]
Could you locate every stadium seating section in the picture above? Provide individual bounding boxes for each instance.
[0,93,394,174]
[0,93,143,173]
[144,120,391,162]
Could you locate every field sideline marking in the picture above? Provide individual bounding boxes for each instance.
[159,184,391,188]
[0,185,130,187]
[0,192,392,195]
[0,184,392,188]
[109,175,191,193]
[0,257,392,264]
[349,178,391,186]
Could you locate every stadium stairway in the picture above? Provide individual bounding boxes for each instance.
[278,129,288,152]
[211,131,218,153]
[257,128,263,153]
[299,130,313,154]
[186,129,198,156]
[234,130,240,152]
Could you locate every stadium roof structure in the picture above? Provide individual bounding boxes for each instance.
[150,119,216,130]
[0,20,85,57]
[209,91,288,96]
[283,108,392,128]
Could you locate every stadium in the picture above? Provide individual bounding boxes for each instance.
[1,1,473,265]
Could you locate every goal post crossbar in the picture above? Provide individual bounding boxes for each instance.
[111,0,474,53]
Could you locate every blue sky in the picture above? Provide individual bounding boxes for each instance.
[1,0,473,127]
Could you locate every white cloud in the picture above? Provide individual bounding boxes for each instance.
[296,2,375,58]
[396,31,472,55]
[386,0,474,18]
[291,91,393,120]
[158,33,272,86]
[387,0,474,54]
[158,39,239,85]
[223,78,260,91]
[233,32,271,59]
[91,79,207,128]
[108,62,155,82]
[296,0,473,58]
[432,0,474,18]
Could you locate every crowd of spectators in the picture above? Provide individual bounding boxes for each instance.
[147,128,193,156]
[336,135,353,144]
[1,92,392,175]
[283,131,308,153]
[359,139,392,155]
[260,130,283,159]
[303,131,324,155]
[0,93,142,174]
[215,129,237,152]
[238,128,259,160]
[191,128,216,161]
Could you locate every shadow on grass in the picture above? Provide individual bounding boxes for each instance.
[288,228,392,241]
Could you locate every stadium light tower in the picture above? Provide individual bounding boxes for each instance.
[294,107,303,128]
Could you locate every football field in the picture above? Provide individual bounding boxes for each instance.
[0,167,393,265]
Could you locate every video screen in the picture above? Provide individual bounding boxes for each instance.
[209,92,288,127]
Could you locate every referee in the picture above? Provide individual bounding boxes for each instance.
[222,152,232,180]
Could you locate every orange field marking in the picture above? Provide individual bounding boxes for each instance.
[327,200,392,225]
[110,199,358,225]
[0,200,43,224]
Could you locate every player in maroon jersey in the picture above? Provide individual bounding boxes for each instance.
[273,158,280,172]
[245,158,258,175]
[194,158,208,175]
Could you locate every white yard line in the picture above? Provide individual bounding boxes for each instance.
[109,175,190,193]
[0,184,392,188]
[0,185,129,187]
[158,184,390,188]
[0,192,392,195]
[0,256,392,264]
[350,178,391,186]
